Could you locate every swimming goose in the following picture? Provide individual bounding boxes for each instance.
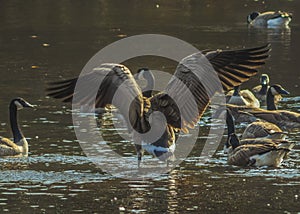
[247,11,292,27]
[224,108,285,154]
[226,85,260,108]
[241,121,286,140]
[245,85,300,129]
[252,74,281,106]
[227,133,295,167]
[0,98,35,157]
[227,84,290,123]
[47,44,270,166]
[246,107,300,130]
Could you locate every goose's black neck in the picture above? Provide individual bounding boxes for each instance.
[226,110,236,148]
[229,134,240,150]
[9,103,24,143]
[259,84,268,95]
[266,89,277,110]
[226,111,236,136]
[233,86,240,96]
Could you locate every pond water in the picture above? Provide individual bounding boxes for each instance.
[0,0,300,213]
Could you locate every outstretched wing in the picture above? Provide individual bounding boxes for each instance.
[47,63,145,132]
[150,44,270,131]
[206,44,270,90]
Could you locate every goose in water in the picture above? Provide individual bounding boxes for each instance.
[241,121,286,140]
[226,85,260,108]
[227,84,290,123]
[0,98,35,157]
[247,11,292,27]
[227,133,294,167]
[252,74,281,106]
[244,85,300,129]
[224,108,287,154]
[47,44,270,166]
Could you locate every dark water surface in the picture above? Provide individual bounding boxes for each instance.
[0,0,300,213]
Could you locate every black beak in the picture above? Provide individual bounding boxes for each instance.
[24,101,36,108]
[280,88,290,95]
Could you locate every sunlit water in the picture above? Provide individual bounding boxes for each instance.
[0,0,300,213]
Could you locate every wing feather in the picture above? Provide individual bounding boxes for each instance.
[151,44,270,131]
[47,63,145,132]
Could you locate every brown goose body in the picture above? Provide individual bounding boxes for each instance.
[47,44,270,166]
[247,110,300,130]
[226,87,260,108]
[227,141,294,167]
[241,121,285,139]
[225,108,286,155]
[227,133,294,167]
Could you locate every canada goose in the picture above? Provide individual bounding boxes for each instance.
[227,84,290,123]
[246,84,300,129]
[47,44,270,166]
[246,108,300,130]
[252,74,281,106]
[224,108,285,154]
[226,85,260,108]
[227,133,295,167]
[0,98,35,157]
[247,11,292,27]
[241,121,285,140]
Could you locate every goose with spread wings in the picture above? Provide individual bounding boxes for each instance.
[47,44,270,166]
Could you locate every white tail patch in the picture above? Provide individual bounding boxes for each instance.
[267,17,291,27]
[251,150,285,167]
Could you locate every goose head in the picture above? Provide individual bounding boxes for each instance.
[11,98,35,110]
[135,68,154,98]
[247,11,260,23]
[269,84,290,96]
[260,74,270,86]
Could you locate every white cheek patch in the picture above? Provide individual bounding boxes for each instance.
[247,15,252,23]
[14,101,23,110]
[270,87,278,95]
[136,72,147,88]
